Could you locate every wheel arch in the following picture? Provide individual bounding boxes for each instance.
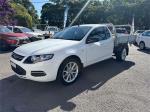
[114,43,129,55]
[56,55,83,80]
[139,41,145,49]
[139,41,145,44]
[60,55,83,67]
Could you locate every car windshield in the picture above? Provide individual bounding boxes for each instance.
[20,27,33,33]
[7,26,13,31]
[53,26,91,41]
[115,26,131,34]
[116,29,128,34]
[0,26,12,33]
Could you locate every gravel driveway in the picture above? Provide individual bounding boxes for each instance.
[0,46,150,112]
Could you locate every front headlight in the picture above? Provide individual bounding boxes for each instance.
[24,54,54,64]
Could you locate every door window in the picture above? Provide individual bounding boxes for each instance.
[87,27,111,42]
[146,31,150,37]
[142,31,150,37]
[14,28,22,33]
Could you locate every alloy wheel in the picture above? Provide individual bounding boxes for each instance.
[62,62,79,83]
[121,48,127,61]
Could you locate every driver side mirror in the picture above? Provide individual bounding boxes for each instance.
[86,37,99,44]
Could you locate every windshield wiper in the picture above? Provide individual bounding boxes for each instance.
[53,37,65,40]
[53,37,80,41]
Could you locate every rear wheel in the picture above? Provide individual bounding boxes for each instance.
[57,58,82,85]
[116,48,127,61]
[139,42,145,50]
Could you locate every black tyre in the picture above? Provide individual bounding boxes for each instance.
[57,58,82,85]
[139,42,145,50]
[116,48,127,61]
[0,40,8,51]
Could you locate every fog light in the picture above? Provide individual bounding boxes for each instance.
[31,71,46,77]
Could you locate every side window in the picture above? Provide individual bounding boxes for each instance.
[104,27,111,39]
[142,32,146,36]
[14,28,22,33]
[7,27,12,31]
[146,31,150,36]
[88,27,110,41]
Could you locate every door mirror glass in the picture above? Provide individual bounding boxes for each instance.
[86,37,99,44]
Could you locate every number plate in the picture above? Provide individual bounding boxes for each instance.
[10,61,16,68]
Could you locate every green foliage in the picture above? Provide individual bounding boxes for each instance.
[0,0,15,25]
[11,3,32,28]
[12,0,39,26]
[41,0,150,29]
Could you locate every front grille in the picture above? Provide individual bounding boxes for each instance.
[12,52,25,61]
[18,38,30,45]
[29,37,42,42]
[11,64,26,75]
[38,35,44,38]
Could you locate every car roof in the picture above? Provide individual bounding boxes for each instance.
[0,26,10,29]
[6,26,26,28]
[14,26,25,28]
[116,28,126,30]
[115,24,131,27]
[136,30,145,31]
[74,24,107,28]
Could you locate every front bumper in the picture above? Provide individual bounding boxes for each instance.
[8,38,30,47]
[10,57,59,82]
[29,36,44,42]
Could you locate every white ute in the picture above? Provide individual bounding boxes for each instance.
[10,24,129,85]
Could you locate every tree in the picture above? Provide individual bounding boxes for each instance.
[0,0,16,25]
[11,3,32,28]
[41,3,64,28]
[41,0,150,29]
[41,0,92,27]
[134,0,150,29]
[12,0,39,25]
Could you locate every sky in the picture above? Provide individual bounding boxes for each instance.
[32,0,50,17]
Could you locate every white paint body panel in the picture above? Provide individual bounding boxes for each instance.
[136,32,150,48]
[10,24,115,82]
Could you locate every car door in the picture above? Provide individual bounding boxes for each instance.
[145,31,150,48]
[142,31,150,48]
[86,27,114,65]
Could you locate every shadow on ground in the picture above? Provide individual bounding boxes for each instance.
[137,49,150,54]
[0,58,135,112]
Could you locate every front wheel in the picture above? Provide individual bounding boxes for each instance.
[139,42,145,50]
[116,48,127,61]
[57,58,82,85]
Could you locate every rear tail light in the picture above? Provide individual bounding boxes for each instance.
[6,39,18,44]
